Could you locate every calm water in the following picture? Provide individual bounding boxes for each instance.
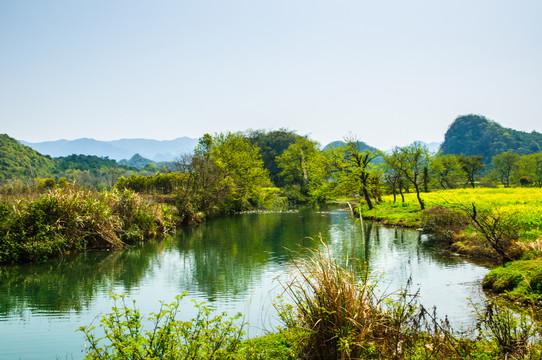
[0,206,490,359]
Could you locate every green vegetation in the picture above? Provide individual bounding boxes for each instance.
[440,114,542,162]
[81,246,542,359]
[0,134,55,182]
[483,260,542,305]
[79,292,245,359]
[0,187,175,263]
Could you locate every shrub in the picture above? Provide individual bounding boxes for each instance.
[79,292,245,359]
[0,188,176,263]
[421,206,469,245]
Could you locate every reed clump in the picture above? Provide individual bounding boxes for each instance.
[0,187,176,263]
[278,242,479,359]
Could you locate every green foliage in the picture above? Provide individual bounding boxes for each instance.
[175,132,278,223]
[482,260,542,305]
[473,302,541,359]
[276,137,331,202]
[430,154,463,189]
[79,292,245,359]
[0,134,55,183]
[247,129,304,187]
[116,173,184,194]
[327,139,383,209]
[421,206,470,245]
[0,188,175,263]
[210,132,272,208]
[386,143,430,209]
[491,152,521,187]
[459,155,486,188]
[440,114,542,162]
[237,330,302,360]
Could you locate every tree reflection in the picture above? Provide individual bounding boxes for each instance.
[0,239,168,315]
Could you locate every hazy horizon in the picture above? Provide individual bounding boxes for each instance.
[2,1,541,149]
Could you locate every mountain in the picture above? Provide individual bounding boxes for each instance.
[118,154,154,168]
[440,114,542,161]
[0,134,55,182]
[412,141,441,153]
[323,140,380,153]
[20,137,199,161]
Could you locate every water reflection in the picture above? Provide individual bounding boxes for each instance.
[0,206,490,359]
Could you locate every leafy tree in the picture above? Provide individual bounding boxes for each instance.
[458,155,485,188]
[328,138,382,209]
[209,132,272,208]
[276,137,330,200]
[383,153,406,203]
[246,129,303,186]
[429,154,462,189]
[491,152,520,187]
[512,153,542,187]
[390,143,430,210]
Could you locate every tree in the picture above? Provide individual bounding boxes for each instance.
[458,155,485,188]
[430,154,462,189]
[491,152,520,187]
[246,129,303,186]
[391,144,430,210]
[458,204,522,265]
[276,137,330,200]
[383,153,406,203]
[209,132,272,207]
[328,138,382,210]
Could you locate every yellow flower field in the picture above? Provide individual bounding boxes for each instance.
[381,188,542,239]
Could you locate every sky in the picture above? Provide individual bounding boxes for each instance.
[1,0,541,150]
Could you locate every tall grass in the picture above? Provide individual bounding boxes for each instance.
[0,187,176,263]
[278,241,480,359]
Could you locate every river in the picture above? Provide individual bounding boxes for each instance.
[0,205,490,359]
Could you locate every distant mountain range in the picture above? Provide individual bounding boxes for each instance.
[19,137,199,162]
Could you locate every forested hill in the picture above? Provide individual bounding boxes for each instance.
[0,134,146,186]
[0,134,55,182]
[440,114,542,161]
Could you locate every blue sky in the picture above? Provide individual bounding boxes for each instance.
[1,0,541,149]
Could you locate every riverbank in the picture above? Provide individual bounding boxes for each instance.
[359,187,542,307]
[0,187,177,263]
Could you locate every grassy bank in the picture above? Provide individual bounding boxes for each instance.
[359,187,542,306]
[0,187,177,263]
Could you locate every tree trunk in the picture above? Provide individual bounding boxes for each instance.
[362,187,374,210]
[414,184,425,210]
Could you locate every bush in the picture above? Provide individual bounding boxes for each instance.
[0,188,176,263]
[421,206,469,245]
[79,292,245,359]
